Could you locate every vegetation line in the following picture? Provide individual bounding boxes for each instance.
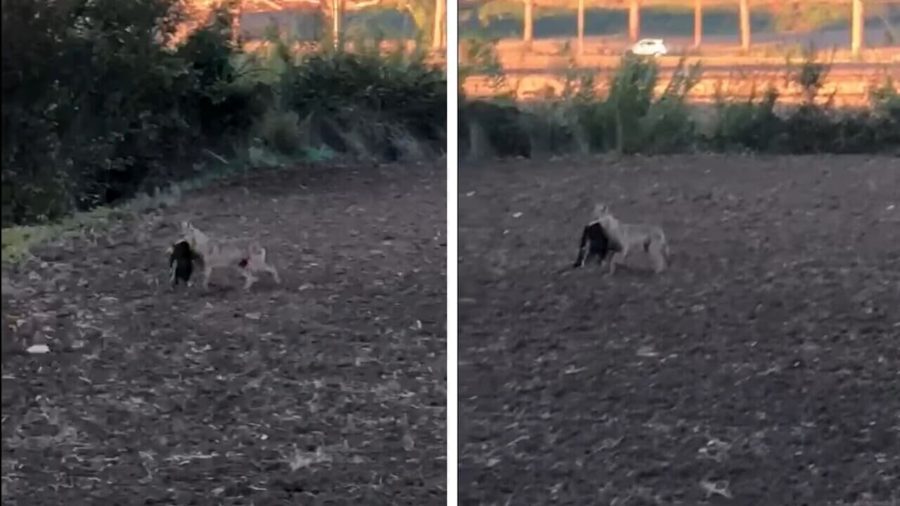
[460,40,899,159]
[2,0,447,229]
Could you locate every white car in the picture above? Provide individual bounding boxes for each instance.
[629,38,668,57]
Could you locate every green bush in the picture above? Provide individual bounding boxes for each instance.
[282,50,446,146]
[459,36,505,92]
[462,55,699,157]
[1,0,243,224]
[634,58,701,154]
[460,100,532,159]
[461,51,899,160]
[708,86,783,151]
[255,110,304,156]
[869,77,900,150]
[522,101,583,156]
[2,0,447,226]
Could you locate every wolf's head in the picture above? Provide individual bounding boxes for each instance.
[180,221,209,249]
[593,202,611,218]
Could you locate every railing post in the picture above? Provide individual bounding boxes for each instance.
[739,0,750,53]
[851,0,864,58]
[629,0,640,43]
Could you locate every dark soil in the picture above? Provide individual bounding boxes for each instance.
[458,155,900,506]
[2,162,446,505]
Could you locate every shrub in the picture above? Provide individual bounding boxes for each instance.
[564,55,660,154]
[521,101,582,156]
[1,0,226,223]
[869,77,900,150]
[459,36,505,94]
[255,110,304,156]
[459,100,531,159]
[280,49,446,158]
[707,86,783,151]
[2,0,447,226]
[462,55,699,157]
[636,58,701,153]
[462,49,898,161]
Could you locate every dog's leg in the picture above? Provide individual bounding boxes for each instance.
[607,252,618,274]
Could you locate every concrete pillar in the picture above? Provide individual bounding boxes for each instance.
[694,0,702,48]
[524,0,533,43]
[578,0,585,55]
[629,0,640,43]
[739,0,750,53]
[851,0,864,58]
[332,0,344,50]
[433,0,444,50]
[230,0,243,45]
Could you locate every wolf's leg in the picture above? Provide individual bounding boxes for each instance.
[202,265,213,289]
[265,263,281,284]
[649,241,666,273]
[242,272,256,290]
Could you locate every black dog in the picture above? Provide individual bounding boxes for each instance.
[572,221,620,269]
[169,240,201,286]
